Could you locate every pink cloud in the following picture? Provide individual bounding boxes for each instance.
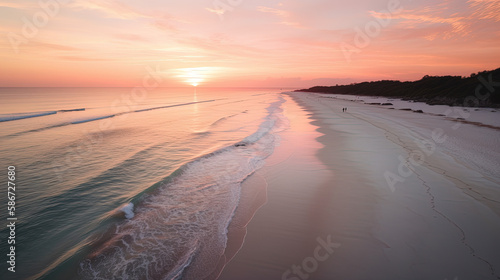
[70,0,152,20]
[370,0,500,40]
[469,0,500,21]
[257,6,303,28]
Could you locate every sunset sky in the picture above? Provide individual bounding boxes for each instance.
[1,0,499,87]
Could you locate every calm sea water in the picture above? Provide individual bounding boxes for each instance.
[0,87,289,279]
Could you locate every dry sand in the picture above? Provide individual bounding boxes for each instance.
[218,92,500,280]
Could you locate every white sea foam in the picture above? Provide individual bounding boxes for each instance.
[120,203,135,219]
[79,95,288,280]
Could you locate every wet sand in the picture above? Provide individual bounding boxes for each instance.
[218,92,500,280]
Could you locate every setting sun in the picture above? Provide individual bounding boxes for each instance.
[173,67,223,87]
[174,68,203,86]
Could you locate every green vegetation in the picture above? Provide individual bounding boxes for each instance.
[298,68,500,107]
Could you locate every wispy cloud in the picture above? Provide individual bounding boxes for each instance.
[24,41,80,52]
[0,1,36,9]
[257,6,289,17]
[387,12,469,37]
[70,0,148,19]
[469,0,500,21]
[257,6,303,28]
[58,55,112,61]
[369,1,469,40]
[206,7,226,16]
[370,0,500,40]
[114,33,149,42]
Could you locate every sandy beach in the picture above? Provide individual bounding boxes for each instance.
[218,92,500,280]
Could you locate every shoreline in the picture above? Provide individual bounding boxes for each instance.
[218,92,335,280]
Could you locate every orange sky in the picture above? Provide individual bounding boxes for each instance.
[1,0,499,87]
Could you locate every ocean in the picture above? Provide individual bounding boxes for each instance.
[0,87,289,279]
